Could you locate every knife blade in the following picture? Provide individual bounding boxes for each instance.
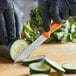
[14,23,63,63]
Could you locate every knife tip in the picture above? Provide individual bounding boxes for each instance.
[14,60,17,64]
[14,59,19,64]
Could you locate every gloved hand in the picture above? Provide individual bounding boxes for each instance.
[42,0,76,32]
[0,0,23,44]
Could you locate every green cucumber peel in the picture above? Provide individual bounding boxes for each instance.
[44,58,65,73]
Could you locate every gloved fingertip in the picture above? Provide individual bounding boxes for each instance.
[56,19,66,24]
[60,20,66,24]
[68,16,73,19]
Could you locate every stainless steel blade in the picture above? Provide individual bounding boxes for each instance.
[14,35,47,63]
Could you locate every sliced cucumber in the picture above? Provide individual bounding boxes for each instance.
[10,39,29,60]
[29,62,51,74]
[29,74,50,76]
[62,62,76,73]
[44,58,65,73]
[23,55,45,66]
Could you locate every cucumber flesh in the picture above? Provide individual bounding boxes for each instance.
[29,74,50,76]
[44,58,65,73]
[62,62,76,73]
[29,62,51,72]
[10,39,29,60]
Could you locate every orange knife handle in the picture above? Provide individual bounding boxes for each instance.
[42,23,63,38]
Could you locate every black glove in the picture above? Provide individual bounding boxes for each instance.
[0,0,23,44]
[42,0,76,32]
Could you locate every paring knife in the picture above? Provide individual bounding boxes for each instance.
[14,23,63,63]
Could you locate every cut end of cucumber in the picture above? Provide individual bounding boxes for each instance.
[29,74,50,76]
[29,62,51,72]
[44,58,65,73]
[62,62,76,73]
[10,39,29,60]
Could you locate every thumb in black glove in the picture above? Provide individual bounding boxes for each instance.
[41,0,76,32]
[0,0,23,44]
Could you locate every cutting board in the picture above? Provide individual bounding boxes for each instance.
[0,43,76,76]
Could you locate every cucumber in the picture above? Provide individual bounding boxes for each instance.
[10,39,29,60]
[23,55,45,66]
[62,62,76,73]
[0,45,10,59]
[29,62,51,74]
[44,58,65,73]
[29,74,50,76]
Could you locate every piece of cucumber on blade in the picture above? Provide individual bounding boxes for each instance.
[10,39,29,61]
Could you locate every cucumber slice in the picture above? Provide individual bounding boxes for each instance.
[29,74,50,76]
[23,55,45,66]
[10,39,29,60]
[44,58,65,73]
[29,62,51,74]
[62,62,76,73]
